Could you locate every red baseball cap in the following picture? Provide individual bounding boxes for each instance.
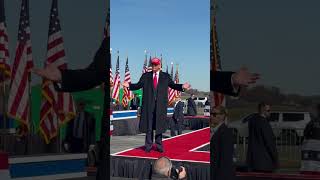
[151,58,161,65]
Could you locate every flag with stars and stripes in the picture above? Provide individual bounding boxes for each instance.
[39,0,75,144]
[110,58,113,87]
[146,55,152,72]
[122,57,133,107]
[211,16,225,107]
[142,52,148,74]
[112,53,120,103]
[0,0,11,82]
[168,63,175,105]
[7,0,34,136]
[174,65,181,99]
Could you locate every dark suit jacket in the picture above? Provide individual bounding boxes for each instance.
[187,97,197,116]
[210,71,240,96]
[66,111,96,149]
[304,118,320,140]
[53,38,109,180]
[246,115,278,172]
[130,96,140,110]
[173,101,184,121]
[129,71,183,134]
[211,123,235,180]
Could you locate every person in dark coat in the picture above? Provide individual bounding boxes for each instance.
[301,104,320,174]
[130,93,141,110]
[123,58,191,153]
[171,98,184,136]
[65,101,96,153]
[33,37,109,180]
[246,102,278,172]
[187,94,197,116]
[210,105,235,180]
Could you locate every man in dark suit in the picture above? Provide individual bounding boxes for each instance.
[301,104,320,174]
[246,102,278,172]
[123,58,191,153]
[210,105,235,180]
[65,101,96,153]
[33,37,109,180]
[187,94,197,116]
[130,93,140,110]
[171,98,184,137]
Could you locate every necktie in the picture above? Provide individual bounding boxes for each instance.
[153,73,158,89]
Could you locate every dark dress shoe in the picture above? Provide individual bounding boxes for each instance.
[145,147,152,153]
[156,147,164,153]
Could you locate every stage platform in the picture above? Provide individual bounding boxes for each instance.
[8,153,87,179]
[110,127,210,180]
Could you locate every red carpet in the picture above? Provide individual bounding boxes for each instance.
[113,127,210,163]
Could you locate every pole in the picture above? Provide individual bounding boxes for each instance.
[0,70,5,131]
[27,72,33,154]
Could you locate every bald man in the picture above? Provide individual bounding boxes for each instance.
[153,156,186,180]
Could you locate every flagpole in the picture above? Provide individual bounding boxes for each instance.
[110,48,112,98]
[0,70,6,131]
[27,71,33,154]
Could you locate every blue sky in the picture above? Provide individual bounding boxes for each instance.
[4,0,106,85]
[111,0,210,91]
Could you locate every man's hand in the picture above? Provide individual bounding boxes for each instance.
[122,81,129,88]
[182,82,191,90]
[232,67,260,87]
[178,166,187,179]
[32,63,62,82]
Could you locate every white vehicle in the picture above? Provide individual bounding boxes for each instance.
[228,111,312,144]
[194,97,208,107]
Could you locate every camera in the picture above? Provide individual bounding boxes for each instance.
[169,165,183,180]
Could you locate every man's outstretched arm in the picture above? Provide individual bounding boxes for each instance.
[33,38,108,92]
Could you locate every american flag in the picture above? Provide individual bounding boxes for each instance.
[0,0,10,82]
[168,63,175,105]
[7,0,34,136]
[142,52,148,74]
[111,52,120,103]
[39,0,75,144]
[122,57,132,107]
[211,16,225,107]
[110,57,113,87]
[174,65,181,98]
[146,55,152,72]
